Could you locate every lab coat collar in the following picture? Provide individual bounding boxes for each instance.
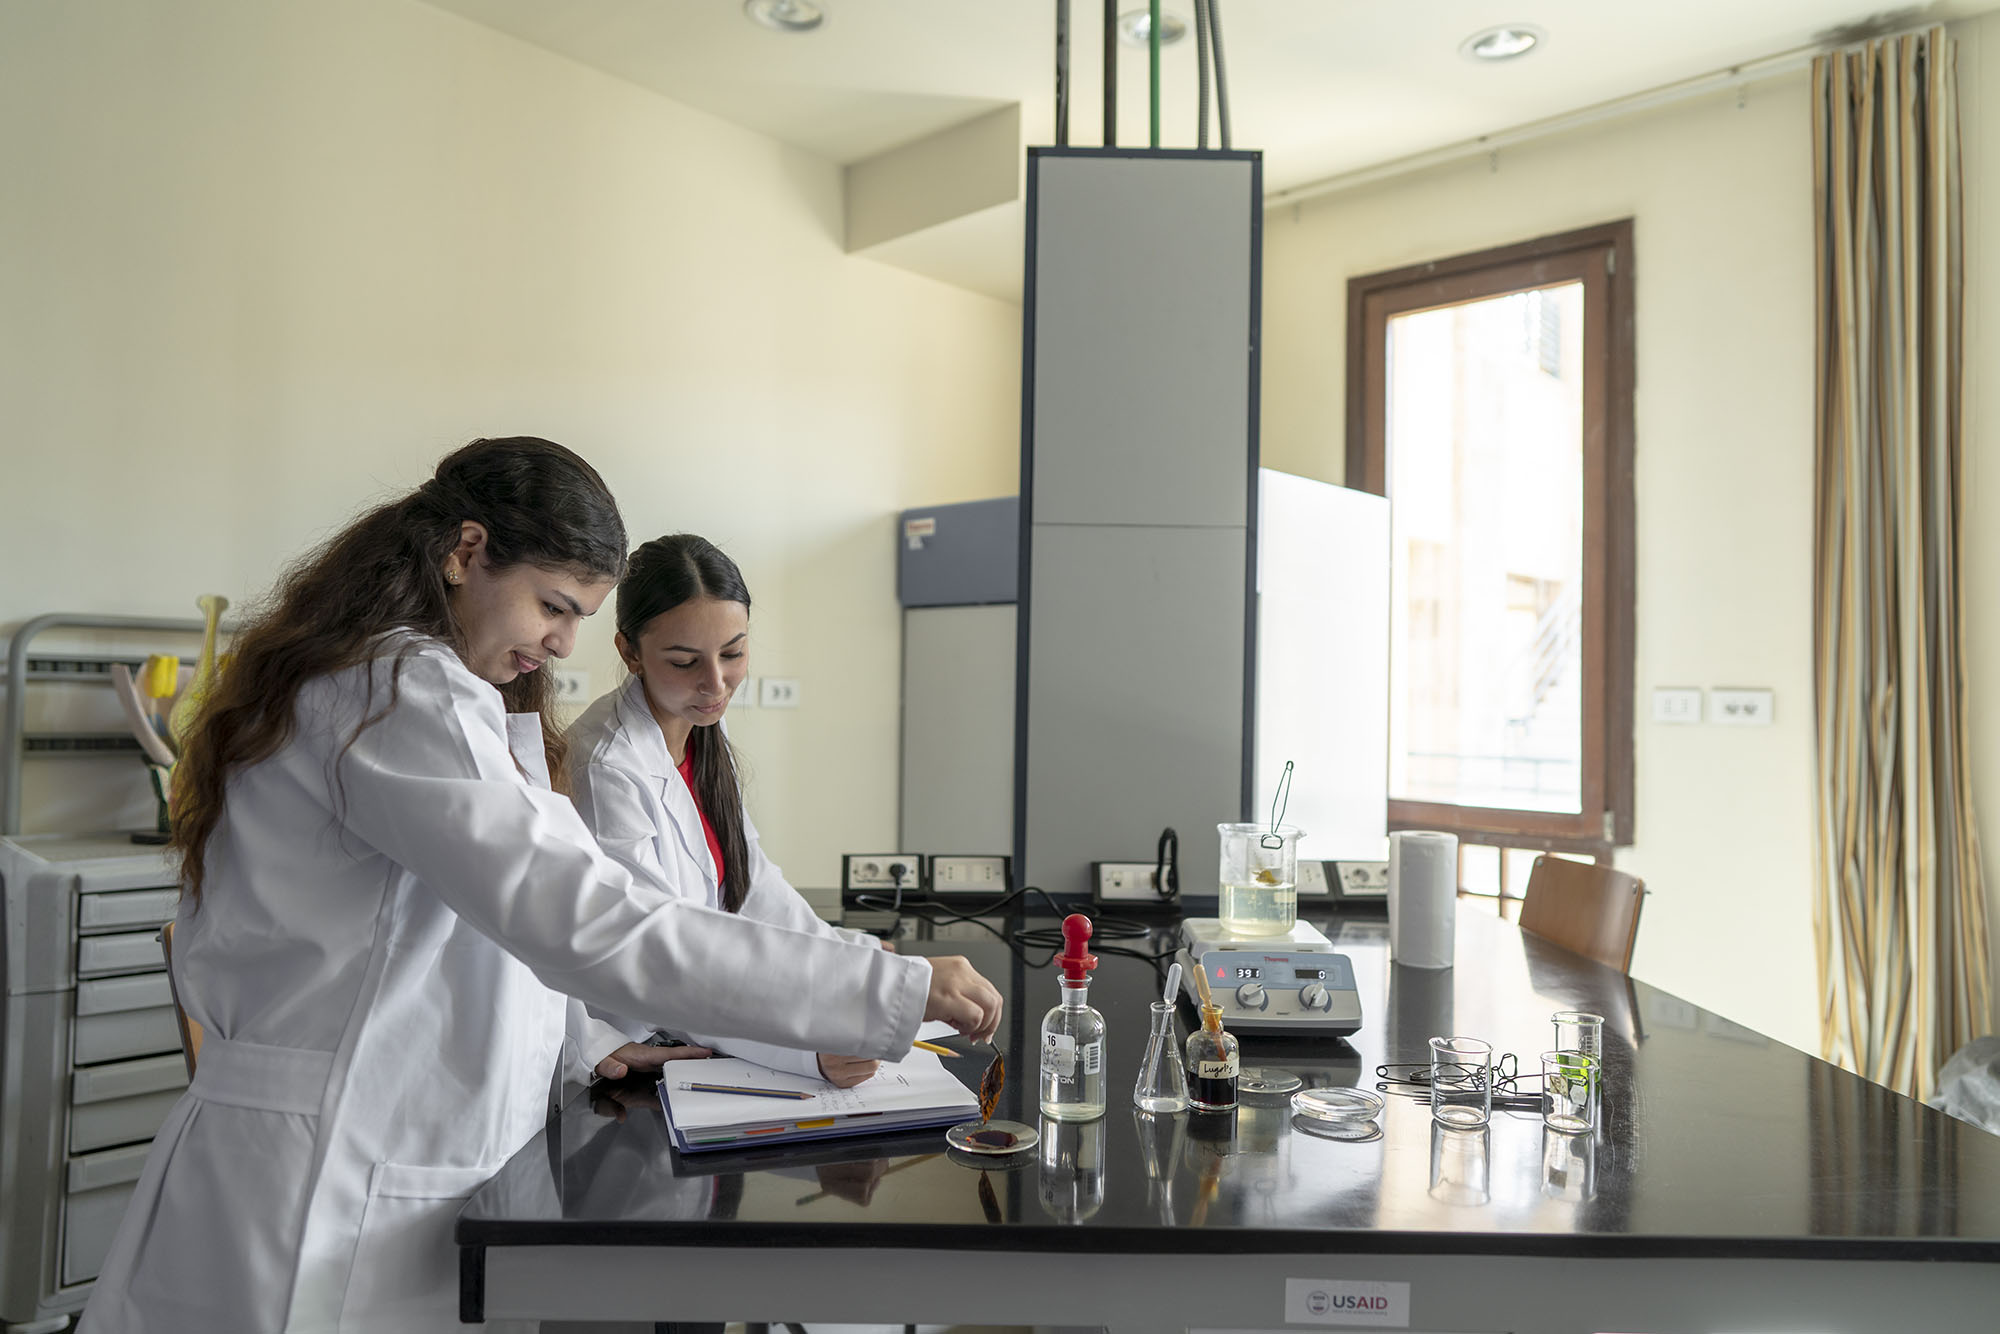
[505,714,551,790]
[612,674,677,782]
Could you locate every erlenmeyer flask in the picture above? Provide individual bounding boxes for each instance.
[1134,1001,1190,1112]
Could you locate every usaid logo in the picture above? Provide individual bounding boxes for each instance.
[1285,1278,1411,1327]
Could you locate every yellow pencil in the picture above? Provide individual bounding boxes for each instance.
[912,1039,960,1058]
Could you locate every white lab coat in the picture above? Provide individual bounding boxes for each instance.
[80,635,929,1333]
[567,674,877,1078]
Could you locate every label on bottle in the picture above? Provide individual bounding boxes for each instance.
[1042,1032,1076,1077]
[1196,1056,1238,1081]
[1082,1040,1103,1076]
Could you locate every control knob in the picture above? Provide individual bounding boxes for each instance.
[1299,982,1332,1011]
[1235,982,1268,1011]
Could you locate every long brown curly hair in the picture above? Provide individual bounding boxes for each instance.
[170,437,628,906]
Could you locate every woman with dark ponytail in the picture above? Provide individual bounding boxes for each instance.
[83,443,1002,1334]
[568,534,891,1086]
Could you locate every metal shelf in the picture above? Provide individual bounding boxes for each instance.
[2,615,230,835]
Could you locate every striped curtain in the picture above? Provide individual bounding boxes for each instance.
[1811,25,1991,1101]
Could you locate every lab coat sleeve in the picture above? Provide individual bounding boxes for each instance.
[563,998,651,1085]
[312,650,932,1061]
[571,764,823,1078]
[566,761,681,1043]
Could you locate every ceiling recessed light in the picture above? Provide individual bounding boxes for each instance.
[1117,10,1189,47]
[744,0,825,34]
[1460,24,1544,62]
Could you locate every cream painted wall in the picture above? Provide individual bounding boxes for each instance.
[1265,70,1827,1052]
[1266,11,2000,1053]
[0,0,1020,885]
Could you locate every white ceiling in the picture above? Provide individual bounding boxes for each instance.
[424,0,1988,192]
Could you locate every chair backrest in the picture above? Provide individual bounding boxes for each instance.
[157,920,204,1077]
[1518,855,1647,972]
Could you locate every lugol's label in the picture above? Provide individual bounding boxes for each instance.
[1196,1056,1238,1080]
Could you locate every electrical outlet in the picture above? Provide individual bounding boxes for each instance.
[760,677,800,709]
[551,668,591,706]
[1297,859,1331,897]
[841,853,921,893]
[1651,687,1702,724]
[1332,860,1390,899]
[1709,688,1774,726]
[1093,861,1168,904]
[731,676,756,709]
[928,854,1010,896]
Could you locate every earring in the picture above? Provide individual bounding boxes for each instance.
[445,569,460,584]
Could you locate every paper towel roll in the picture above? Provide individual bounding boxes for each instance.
[1389,830,1458,969]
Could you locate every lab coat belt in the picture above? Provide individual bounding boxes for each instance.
[187,1037,334,1116]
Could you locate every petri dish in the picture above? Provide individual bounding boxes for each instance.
[1291,1086,1384,1126]
[1239,1067,1304,1096]
[1293,1115,1384,1144]
[945,1119,1039,1156]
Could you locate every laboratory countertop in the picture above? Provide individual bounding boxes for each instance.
[458,906,2000,1261]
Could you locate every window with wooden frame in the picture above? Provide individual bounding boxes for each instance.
[1347,221,1635,861]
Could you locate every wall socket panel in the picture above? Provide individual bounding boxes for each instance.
[1709,688,1774,726]
[1331,860,1390,898]
[1651,687,1702,724]
[552,668,590,706]
[760,677,800,709]
[1297,859,1331,897]
[842,853,922,893]
[928,855,1011,896]
[1093,861,1170,904]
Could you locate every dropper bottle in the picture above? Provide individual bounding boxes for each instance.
[1184,968,1240,1112]
[1039,913,1107,1121]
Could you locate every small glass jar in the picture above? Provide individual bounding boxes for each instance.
[1184,1003,1240,1111]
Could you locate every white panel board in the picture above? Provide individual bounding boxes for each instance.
[1255,470,1390,862]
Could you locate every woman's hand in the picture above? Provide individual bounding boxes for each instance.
[816,1053,880,1087]
[923,955,1003,1044]
[594,1040,714,1081]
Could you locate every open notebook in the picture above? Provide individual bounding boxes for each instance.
[658,1048,980,1152]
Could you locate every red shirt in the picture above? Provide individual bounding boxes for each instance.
[676,750,726,890]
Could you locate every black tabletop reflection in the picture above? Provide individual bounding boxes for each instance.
[461,907,2000,1260]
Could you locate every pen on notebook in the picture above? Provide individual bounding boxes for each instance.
[912,1039,960,1058]
[677,1082,816,1100]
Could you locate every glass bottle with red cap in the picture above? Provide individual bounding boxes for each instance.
[1039,914,1107,1121]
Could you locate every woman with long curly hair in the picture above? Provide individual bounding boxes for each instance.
[81,438,1001,1333]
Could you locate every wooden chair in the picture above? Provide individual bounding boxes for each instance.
[1518,855,1647,973]
[157,920,204,1077]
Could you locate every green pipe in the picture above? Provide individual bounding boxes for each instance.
[1149,0,1161,147]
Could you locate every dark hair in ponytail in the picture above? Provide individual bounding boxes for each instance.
[615,535,755,913]
[171,437,628,906]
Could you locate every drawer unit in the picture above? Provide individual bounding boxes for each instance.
[62,1181,138,1288]
[76,972,174,1016]
[77,928,169,978]
[1,834,186,1324]
[74,1006,183,1066]
[71,1053,188,1153]
[71,1089,185,1153]
[77,887,179,934]
[74,973,182,1066]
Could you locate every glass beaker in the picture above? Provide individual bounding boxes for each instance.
[1134,1001,1190,1112]
[1218,822,1302,937]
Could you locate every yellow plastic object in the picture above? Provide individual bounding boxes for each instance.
[167,594,229,748]
[140,654,181,698]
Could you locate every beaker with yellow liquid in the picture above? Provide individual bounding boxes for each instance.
[1216,822,1302,936]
